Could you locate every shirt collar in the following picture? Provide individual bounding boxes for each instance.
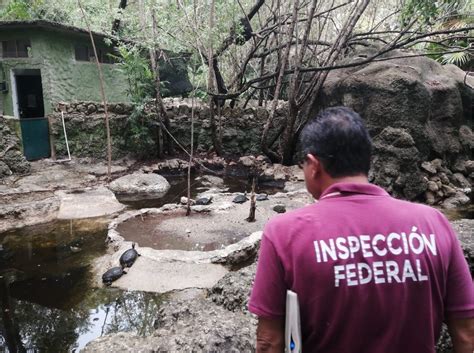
[320,182,389,199]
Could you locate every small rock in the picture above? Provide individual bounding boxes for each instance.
[439,173,450,185]
[442,191,471,209]
[425,191,436,205]
[77,104,87,113]
[87,104,97,115]
[465,160,474,174]
[427,181,438,192]
[421,161,437,174]
[452,158,467,173]
[273,204,286,213]
[441,185,456,197]
[431,159,443,171]
[180,196,195,205]
[239,156,256,167]
[452,173,471,188]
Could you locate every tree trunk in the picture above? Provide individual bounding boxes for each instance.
[111,0,127,35]
[150,9,168,158]
[261,0,299,163]
[246,177,257,222]
[207,0,223,155]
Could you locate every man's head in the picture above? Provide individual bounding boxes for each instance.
[299,106,372,198]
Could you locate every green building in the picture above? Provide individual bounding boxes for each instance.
[0,20,131,160]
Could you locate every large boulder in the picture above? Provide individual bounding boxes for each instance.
[83,297,257,352]
[320,51,472,161]
[320,50,473,204]
[108,172,170,199]
[208,262,257,312]
[370,127,427,200]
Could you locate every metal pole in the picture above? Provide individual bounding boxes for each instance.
[61,111,71,161]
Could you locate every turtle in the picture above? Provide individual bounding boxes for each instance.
[102,266,126,286]
[256,193,269,201]
[119,243,140,268]
[195,196,213,205]
[273,204,286,213]
[232,193,248,204]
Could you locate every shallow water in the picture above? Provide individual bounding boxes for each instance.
[439,205,473,221]
[116,211,247,251]
[118,174,284,209]
[0,219,163,353]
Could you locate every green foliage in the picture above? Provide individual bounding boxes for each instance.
[440,50,470,66]
[0,0,31,19]
[401,0,472,69]
[0,0,70,22]
[123,100,158,159]
[112,44,154,103]
[400,0,462,26]
[111,44,159,158]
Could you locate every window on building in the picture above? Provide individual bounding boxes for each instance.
[74,45,89,61]
[0,39,31,58]
[74,45,115,64]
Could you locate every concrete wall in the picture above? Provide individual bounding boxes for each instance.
[0,28,129,117]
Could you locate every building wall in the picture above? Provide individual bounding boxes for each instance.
[0,28,129,117]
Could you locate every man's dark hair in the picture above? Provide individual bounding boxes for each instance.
[299,106,372,178]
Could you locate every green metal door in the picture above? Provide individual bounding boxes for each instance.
[20,118,51,161]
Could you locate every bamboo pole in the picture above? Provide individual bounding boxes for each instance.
[77,0,112,180]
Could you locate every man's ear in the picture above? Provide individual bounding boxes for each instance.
[306,153,321,178]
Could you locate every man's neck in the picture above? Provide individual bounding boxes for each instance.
[321,174,369,195]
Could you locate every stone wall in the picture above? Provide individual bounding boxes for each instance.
[0,117,30,178]
[47,99,287,159]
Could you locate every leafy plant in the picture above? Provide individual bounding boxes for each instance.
[0,0,31,19]
[0,0,70,22]
[112,45,154,103]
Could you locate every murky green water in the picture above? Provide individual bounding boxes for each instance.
[118,174,284,209]
[0,219,163,353]
[0,175,280,352]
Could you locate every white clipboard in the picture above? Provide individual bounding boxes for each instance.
[285,290,302,352]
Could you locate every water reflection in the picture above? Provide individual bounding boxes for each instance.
[0,219,163,353]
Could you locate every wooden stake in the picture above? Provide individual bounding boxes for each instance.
[186,94,195,216]
[246,176,256,222]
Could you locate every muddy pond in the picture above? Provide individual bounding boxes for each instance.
[0,174,471,352]
[0,175,283,352]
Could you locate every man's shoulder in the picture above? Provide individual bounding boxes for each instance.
[385,197,446,219]
[266,203,317,227]
[263,203,320,245]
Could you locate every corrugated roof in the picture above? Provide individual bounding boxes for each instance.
[0,19,115,41]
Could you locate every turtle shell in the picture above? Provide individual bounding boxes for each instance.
[119,244,139,268]
[102,266,125,285]
[195,196,213,205]
[232,194,248,204]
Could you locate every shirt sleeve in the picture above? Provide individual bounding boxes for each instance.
[444,226,474,320]
[248,228,287,318]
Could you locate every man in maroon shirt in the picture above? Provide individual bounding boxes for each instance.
[249,107,474,352]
